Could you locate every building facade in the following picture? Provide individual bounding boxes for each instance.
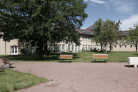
[0,39,19,55]
[0,25,136,55]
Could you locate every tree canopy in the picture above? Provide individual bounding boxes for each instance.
[94,18,120,52]
[127,25,138,52]
[0,0,87,58]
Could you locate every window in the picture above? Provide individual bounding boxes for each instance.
[68,44,70,50]
[25,44,29,50]
[75,45,77,51]
[86,45,87,50]
[83,45,85,50]
[49,44,53,50]
[11,46,18,55]
[62,44,65,50]
[120,45,121,48]
[54,45,57,51]
[88,45,91,50]
[130,45,132,48]
[72,45,74,51]
[114,45,116,48]
[58,44,61,51]
[125,45,127,48]
[78,46,80,51]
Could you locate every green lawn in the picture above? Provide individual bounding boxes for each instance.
[0,69,48,92]
[1,51,138,62]
[73,51,138,62]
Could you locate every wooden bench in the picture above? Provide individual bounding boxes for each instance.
[2,59,14,68]
[128,57,138,68]
[92,54,108,62]
[59,54,73,62]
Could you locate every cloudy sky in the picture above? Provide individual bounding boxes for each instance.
[81,0,138,30]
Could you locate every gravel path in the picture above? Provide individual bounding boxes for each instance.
[14,62,138,92]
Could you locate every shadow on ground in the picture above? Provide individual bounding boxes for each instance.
[92,60,107,63]
[1,53,79,62]
[124,65,135,68]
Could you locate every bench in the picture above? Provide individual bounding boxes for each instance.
[92,54,108,62]
[128,57,138,68]
[2,59,14,68]
[59,54,73,62]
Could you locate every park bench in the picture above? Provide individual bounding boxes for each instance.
[2,58,14,68]
[92,54,108,62]
[59,54,73,62]
[128,57,138,68]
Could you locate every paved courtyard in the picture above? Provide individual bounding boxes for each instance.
[14,62,138,92]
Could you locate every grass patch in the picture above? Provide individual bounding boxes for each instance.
[0,69,48,92]
[0,51,138,62]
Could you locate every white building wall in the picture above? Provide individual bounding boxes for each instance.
[0,39,18,55]
[48,35,95,52]
[112,45,136,51]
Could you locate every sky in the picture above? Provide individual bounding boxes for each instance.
[81,0,138,31]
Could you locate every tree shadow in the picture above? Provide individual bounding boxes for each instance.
[1,53,80,61]
[133,54,138,55]
[92,60,107,63]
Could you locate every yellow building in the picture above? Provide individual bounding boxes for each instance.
[0,39,19,55]
[0,25,136,55]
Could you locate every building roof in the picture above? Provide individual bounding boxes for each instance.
[76,25,95,36]
[76,29,94,36]
[118,30,128,36]
[76,24,129,37]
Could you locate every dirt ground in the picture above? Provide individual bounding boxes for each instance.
[14,62,138,92]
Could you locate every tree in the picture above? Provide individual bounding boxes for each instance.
[0,0,87,59]
[94,18,104,51]
[127,25,138,52]
[100,19,120,52]
[94,18,120,52]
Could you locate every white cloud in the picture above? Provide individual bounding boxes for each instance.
[84,0,106,4]
[109,0,135,13]
[120,15,138,30]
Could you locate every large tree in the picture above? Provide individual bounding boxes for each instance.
[94,18,120,52]
[100,19,120,52]
[127,25,138,52]
[0,0,87,59]
[94,18,104,51]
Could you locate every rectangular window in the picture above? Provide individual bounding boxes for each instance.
[25,44,29,50]
[11,46,18,55]
[86,45,87,50]
[75,45,77,51]
[12,47,14,53]
[78,46,80,51]
[120,45,121,48]
[49,44,53,50]
[54,45,57,51]
[72,45,74,51]
[130,45,132,48]
[62,44,65,50]
[68,44,70,50]
[15,47,17,53]
[58,44,61,50]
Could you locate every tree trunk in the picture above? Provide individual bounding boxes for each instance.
[109,45,112,52]
[100,42,103,52]
[38,43,44,59]
[136,42,138,52]
[44,43,49,55]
